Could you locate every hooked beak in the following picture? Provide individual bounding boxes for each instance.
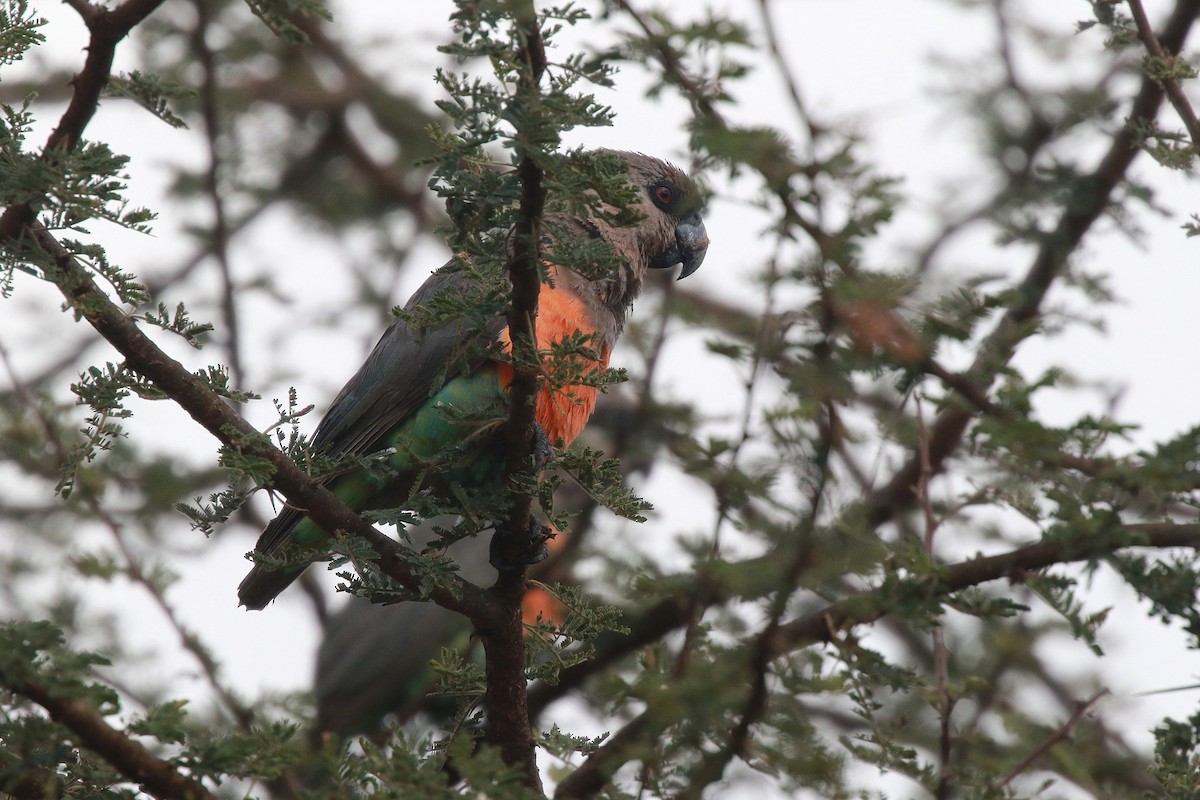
[649,211,708,280]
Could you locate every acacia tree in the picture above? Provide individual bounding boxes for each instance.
[2,0,1200,798]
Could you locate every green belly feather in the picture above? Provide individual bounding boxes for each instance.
[290,367,508,547]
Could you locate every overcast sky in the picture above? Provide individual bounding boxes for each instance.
[3,2,1200,797]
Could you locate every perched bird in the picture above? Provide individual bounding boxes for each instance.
[313,514,565,735]
[238,151,708,610]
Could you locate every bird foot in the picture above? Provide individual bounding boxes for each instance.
[489,519,554,572]
[487,424,555,572]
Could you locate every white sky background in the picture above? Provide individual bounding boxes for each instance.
[4,0,1200,797]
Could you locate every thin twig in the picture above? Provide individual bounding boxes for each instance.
[916,394,956,800]
[998,689,1111,788]
[0,344,256,731]
[1127,0,1200,146]
[191,0,243,388]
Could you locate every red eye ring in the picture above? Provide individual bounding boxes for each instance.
[653,185,674,204]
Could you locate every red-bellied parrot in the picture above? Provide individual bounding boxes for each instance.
[238,151,708,609]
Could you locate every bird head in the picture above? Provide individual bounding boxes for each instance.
[618,151,709,280]
[542,150,709,340]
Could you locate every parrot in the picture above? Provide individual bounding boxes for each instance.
[313,514,561,735]
[237,151,708,610]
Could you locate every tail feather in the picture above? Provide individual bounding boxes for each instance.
[238,507,310,609]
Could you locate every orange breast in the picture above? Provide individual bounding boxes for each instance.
[495,272,610,446]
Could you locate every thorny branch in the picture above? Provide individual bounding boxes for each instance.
[1127,0,1200,146]
[7,676,219,800]
[557,521,1200,799]
[998,689,1111,787]
[487,1,548,791]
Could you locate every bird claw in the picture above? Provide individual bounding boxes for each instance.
[489,519,554,572]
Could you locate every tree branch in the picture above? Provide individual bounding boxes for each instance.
[998,688,1110,788]
[557,521,1200,798]
[0,0,169,241]
[483,1,548,791]
[771,522,1200,655]
[18,225,497,620]
[860,0,1200,530]
[8,677,218,800]
[1128,0,1200,147]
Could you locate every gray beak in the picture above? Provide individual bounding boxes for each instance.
[650,211,709,280]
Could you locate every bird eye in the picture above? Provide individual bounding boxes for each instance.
[653,184,674,205]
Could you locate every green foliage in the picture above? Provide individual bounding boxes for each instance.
[548,443,652,524]
[1025,571,1108,655]
[105,71,196,130]
[177,719,305,783]
[0,621,115,707]
[334,533,462,605]
[61,362,143,497]
[142,302,214,346]
[0,33,154,304]
[59,239,150,307]
[540,724,608,762]
[524,582,628,679]
[1,136,155,234]
[1111,550,1200,645]
[176,478,253,537]
[1150,711,1200,799]
[195,364,257,402]
[242,0,331,44]
[1131,116,1198,171]
[5,1,1200,799]
[216,429,277,486]
[428,1,622,256]
[0,0,43,67]
[602,8,753,106]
